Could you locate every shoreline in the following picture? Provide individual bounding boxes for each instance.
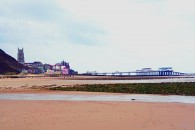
[1,93,195,104]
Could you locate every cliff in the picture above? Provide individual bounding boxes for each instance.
[0,49,26,74]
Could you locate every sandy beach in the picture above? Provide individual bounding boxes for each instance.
[0,77,195,130]
[0,100,195,130]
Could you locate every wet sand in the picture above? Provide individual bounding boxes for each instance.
[0,77,195,130]
[0,100,195,130]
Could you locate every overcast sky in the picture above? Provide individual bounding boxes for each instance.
[0,0,195,73]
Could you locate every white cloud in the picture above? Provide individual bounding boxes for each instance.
[165,0,195,15]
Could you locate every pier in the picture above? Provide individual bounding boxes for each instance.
[83,71,185,76]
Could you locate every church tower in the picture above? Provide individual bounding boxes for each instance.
[17,48,25,64]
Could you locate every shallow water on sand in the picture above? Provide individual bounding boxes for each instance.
[0,94,195,104]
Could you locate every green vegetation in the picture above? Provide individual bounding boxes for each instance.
[49,82,195,96]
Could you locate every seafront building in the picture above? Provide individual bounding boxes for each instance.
[24,61,72,75]
[136,67,183,76]
[46,61,70,75]
[24,62,52,74]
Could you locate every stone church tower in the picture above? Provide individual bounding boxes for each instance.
[17,48,25,64]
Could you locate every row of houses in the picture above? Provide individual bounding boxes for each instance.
[23,61,77,75]
[24,62,52,74]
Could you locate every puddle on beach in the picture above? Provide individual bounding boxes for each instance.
[0,94,195,104]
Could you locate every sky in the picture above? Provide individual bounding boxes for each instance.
[0,0,195,73]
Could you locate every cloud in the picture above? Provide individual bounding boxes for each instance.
[164,0,195,15]
[1,0,195,73]
[64,21,106,45]
[0,0,105,46]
